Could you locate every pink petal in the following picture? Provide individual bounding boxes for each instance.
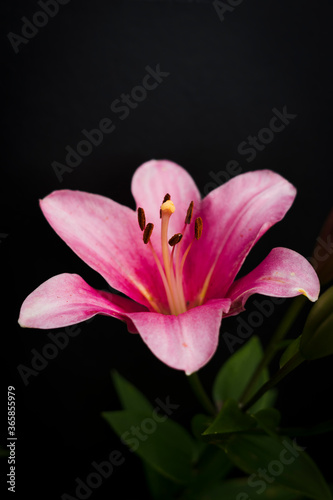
[18,273,147,332]
[40,190,167,311]
[225,247,320,316]
[184,170,297,302]
[131,160,202,257]
[127,299,231,375]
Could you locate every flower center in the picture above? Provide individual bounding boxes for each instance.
[137,194,203,315]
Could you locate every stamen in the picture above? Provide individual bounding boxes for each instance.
[185,201,194,224]
[148,240,177,315]
[137,207,146,231]
[143,223,154,244]
[168,233,183,246]
[170,244,186,313]
[195,217,203,240]
[140,196,203,315]
[176,217,203,303]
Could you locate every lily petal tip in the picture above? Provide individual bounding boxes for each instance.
[298,288,319,302]
[18,317,27,328]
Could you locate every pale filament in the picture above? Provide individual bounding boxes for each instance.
[139,197,203,315]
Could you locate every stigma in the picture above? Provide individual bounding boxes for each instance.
[161,199,175,216]
[137,194,202,315]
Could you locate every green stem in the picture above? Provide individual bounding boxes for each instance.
[239,295,307,407]
[241,351,305,412]
[187,372,216,416]
[279,419,333,437]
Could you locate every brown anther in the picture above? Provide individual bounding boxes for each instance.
[168,233,183,247]
[143,223,154,244]
[185,201,194,224]
[163,193,171,203]
[137,207,146,231]
[195,217,203,240]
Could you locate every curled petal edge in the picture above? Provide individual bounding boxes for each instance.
[225,247,320,316]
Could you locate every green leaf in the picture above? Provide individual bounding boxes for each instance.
[300,286,333,360]
[190,413,213,440]
[143,462,182,500]
[279,419,333,438]
[213,336,276,412]
[188,414,234,496]
[280,336,302,368]
[108,372,199,485]
[102,410,196,484]
[190,478,304,500]
[195,446,232,479]
[189,414,211,460]
[202,399,256,441]
[302,286,333,338]
[111,370,153,413]
[252,408,281,435]
[220,433,332,500]
[188,446,233,491]
[302,312,333,360]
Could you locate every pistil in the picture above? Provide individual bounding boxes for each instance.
[160,200,176,294]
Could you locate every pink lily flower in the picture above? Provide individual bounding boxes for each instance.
[18,160,320,375]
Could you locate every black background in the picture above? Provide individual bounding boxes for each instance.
[2,1,333,499]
